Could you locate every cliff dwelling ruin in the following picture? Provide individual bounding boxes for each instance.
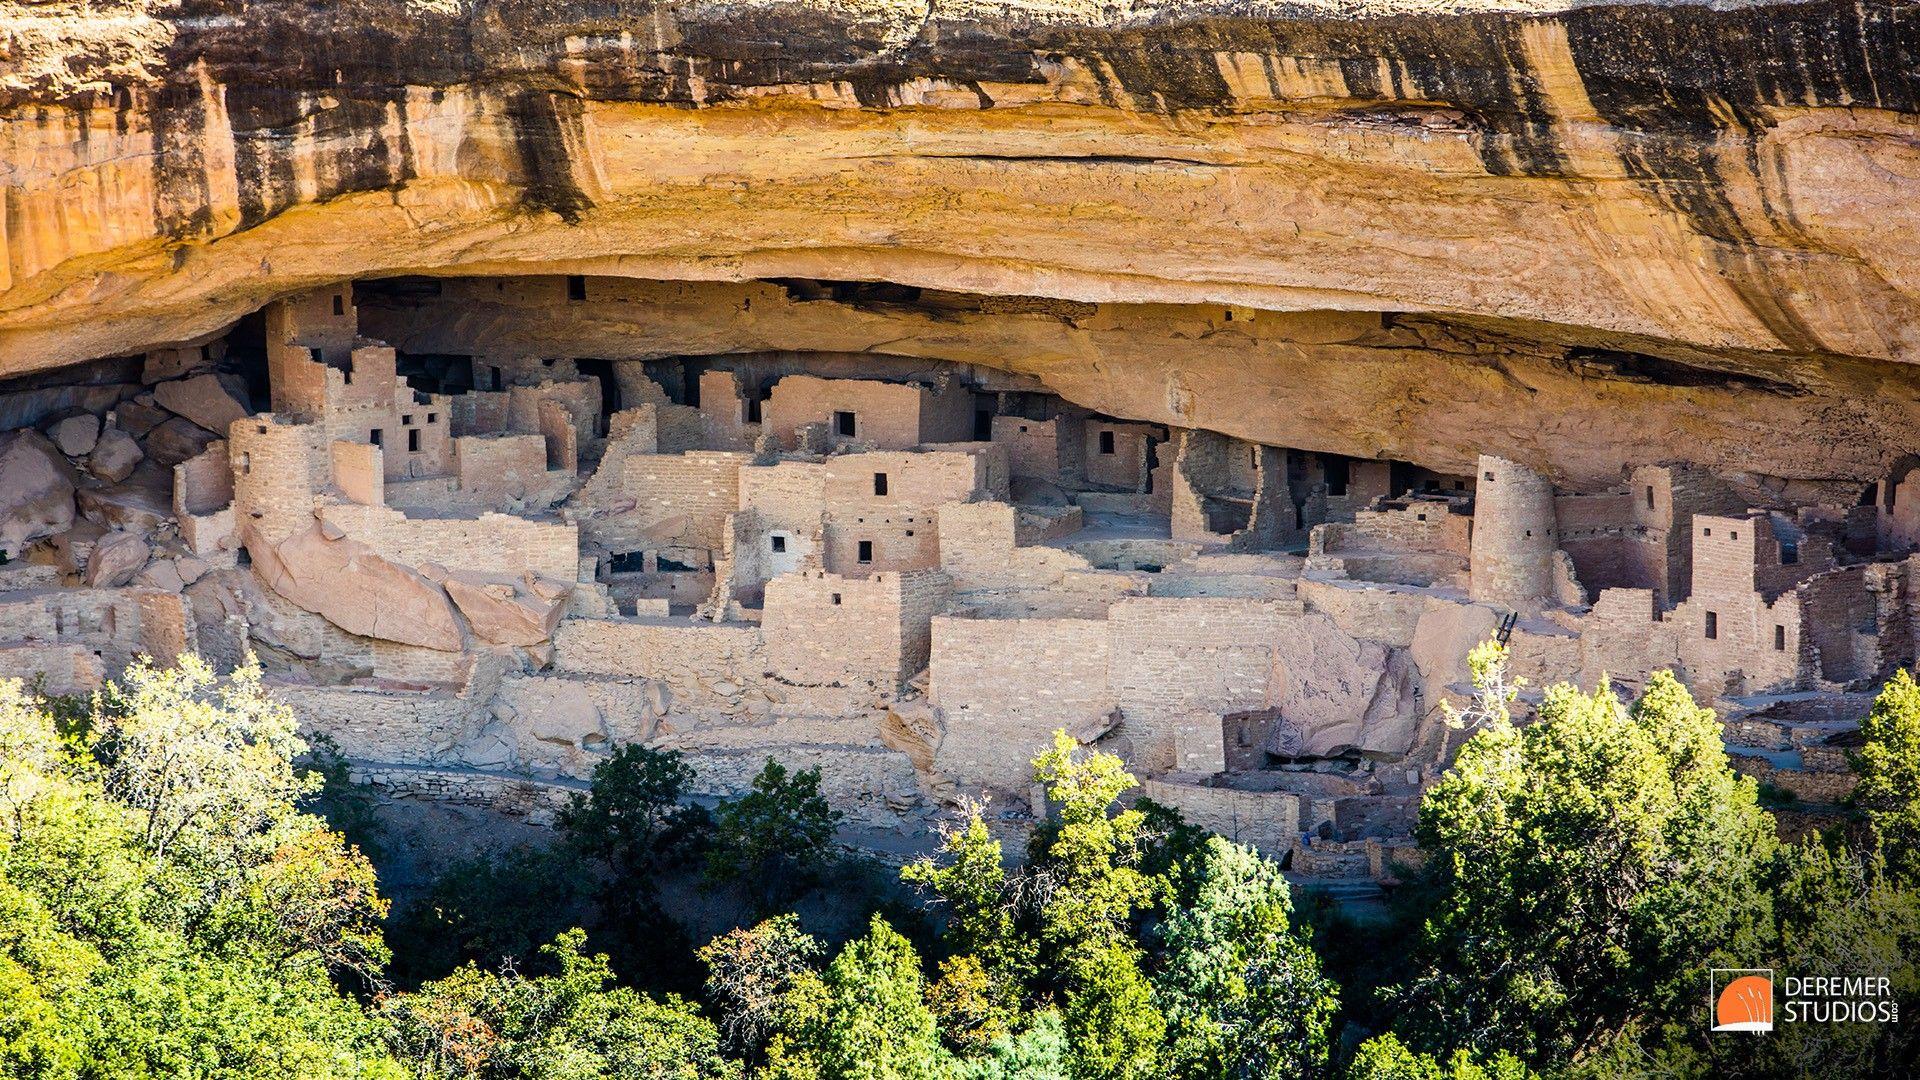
[3,270,1913,888]
[4,0,1919,896]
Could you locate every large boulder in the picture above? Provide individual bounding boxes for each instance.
[151,374,250,435]
[48,413,100,456]
[1272,613,1421,757]
[443,570,571,646]
[248,523,464,651]
[85,530,151,587]
[86,427,145,483]
[76,467,172,532]
[113,399,171,438]
[144,416,219,467]
[0,429,77,557]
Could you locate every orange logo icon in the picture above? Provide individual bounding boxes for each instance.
[1711,970,1774,1032]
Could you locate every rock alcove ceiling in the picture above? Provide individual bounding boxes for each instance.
[2,0,1918,485]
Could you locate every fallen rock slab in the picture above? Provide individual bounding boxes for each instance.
[0,429,77,556]
[145,416,220,467]
[87,427,144,483]
[85,530,151,587]
[248,523,464,651]
[152,374,250,435]
[444,571,570,646]
[49,413,100,456]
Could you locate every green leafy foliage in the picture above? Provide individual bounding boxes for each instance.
[761,915,953,1080]
[1854,667,1920,885]
[387,846,587,987]
[696,914,823,1064]
[1156,837,1338,1079]
[380,928,735,1080]
[1401,659,1777,1065]
[558,744,710,880]
[705,758,842,911]
[0,666,403,1078]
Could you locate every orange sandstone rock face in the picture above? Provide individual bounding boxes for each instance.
[1,0,1918,485]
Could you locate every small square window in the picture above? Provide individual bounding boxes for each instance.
[1019,425,1028,433]
[1705,611,1719,640]
[427,413,437,424]
[858,540,873,564]
[1484,471,1496,481]
[831,593,842,606]
[408,428,421,452]
[1099,431,1116,455]
[873,472,889,496]
[567,275,587,301]
[1417,513,1428,522]
[1731,530,1739,540]
[402,414,414,426]
[835,411,857,437]
[1704,527,1712,537]
[1775,625,1786,651]
[771,535,787,553]
[906,529,915,537]
[369,428,383,447]
[332,294,344,316]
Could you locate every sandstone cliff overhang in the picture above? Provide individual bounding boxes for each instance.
[2,0,1917,484]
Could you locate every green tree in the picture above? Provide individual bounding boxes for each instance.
[1345,1034,1529,1080]
[954,1011,1069,1080]
[1026,731,1163,1080]
[387,846,587,986]
[558,744,710,880]
[382,928,735,1080]
[762,915,953,1080]
[696,914,823,1063]
[1062,943,1162,1080]
[903,802,1035,1051]
[1399,658,1777,1066]
[0,667,403,1078]
[1854,668,1920,885]
[705,758,841,911]
[1156,836,1338,1079]
[1028,730,1153,957]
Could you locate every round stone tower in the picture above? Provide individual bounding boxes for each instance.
[1468,454,1559,611]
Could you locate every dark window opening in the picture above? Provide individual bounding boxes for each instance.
[831,593,842,605]
[1646,485,1656,509]
[657,555,696,573]
[407,429,421,452]
[489,366,503,392]
[835,411,857,437]
[1417,513,1428,522]
[1325,456,1351,496]
[974,409,993,441]
[873,472,889,496]
[1484,470,1496,482]
[1705,611,1719,640]
[200,344,212,362]
[567,275,587,301]
[1781,541,1798,565]
[1098,431,1116,455]
[240,452,251,476]
[746,397,762,423]
[1731,530,1739,540]
[402,414,414,425]
[770,535,787,553]
[332,294,344,316]
[369,429,382,447]
[608,551,646,573]
[857,540,874,564]
[1775,625,1787,651]
[1704,527,1712,537]
[427,413,438,424]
